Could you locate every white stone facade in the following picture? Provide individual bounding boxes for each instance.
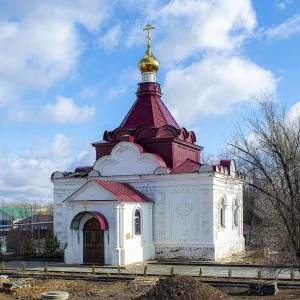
[52,142,244,265]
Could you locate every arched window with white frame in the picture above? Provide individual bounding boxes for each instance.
[219,195,227,228]
[233,198,240,227]
[133,208,142,235]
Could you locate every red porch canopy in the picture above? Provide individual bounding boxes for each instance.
[70,211,109,230]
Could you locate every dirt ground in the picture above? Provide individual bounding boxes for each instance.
[0,275,300,300]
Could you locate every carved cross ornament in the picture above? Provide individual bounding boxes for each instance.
[178,201,191,216]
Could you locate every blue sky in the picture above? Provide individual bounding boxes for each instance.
[0,0,299,203]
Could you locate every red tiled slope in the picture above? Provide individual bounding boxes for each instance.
[169,159,201,174]
[120,92,179,129]
[93,180,153,202]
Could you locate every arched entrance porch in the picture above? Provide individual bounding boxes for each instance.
[70,211,109,264]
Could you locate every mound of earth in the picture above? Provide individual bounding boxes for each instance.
[136,275,230,300]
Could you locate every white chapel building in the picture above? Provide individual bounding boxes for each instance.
[51,25,245,266]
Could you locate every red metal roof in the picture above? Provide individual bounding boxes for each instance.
[93,180,153,202]
[169,159,201,174]
[94,211,109,229]
[120,82,180,129]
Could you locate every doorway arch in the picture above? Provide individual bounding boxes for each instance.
[83,218,104,264]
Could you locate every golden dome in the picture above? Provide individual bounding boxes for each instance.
[138,24,160,73]
[138,47,160,73]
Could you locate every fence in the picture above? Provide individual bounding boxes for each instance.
[0,221,53,255]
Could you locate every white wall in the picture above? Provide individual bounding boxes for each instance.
[213,174,244,260]
[150,173,244,261]
[53,169,244,264]
[53,178,154,265]
[53,179,88,245]
[119,203,154,265]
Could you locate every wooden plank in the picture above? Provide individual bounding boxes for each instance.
[128,277,159,287]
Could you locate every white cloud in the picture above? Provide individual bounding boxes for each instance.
[99,24,122,52]
[275,0,293,10]
[0,18,75,90]
[163,55,277,125]
[265,14,300,39]
[0,81,17,108]
[108,86,128,98]
[68,150,96,172]
[0,134,71,202]
[96,0,256,64]
[39,96,95,124]
[22,133,75,166]
[153,0,257,64]
[107,66,140,99]
[46,133,74,158]
[0,133,93,203]
[8,96,95,124]
[0,1,110,108]
[287,101,300,122]
[0,21,19,38]
[124,22,145,48]
[78,86,97,99]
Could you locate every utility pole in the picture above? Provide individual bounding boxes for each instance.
[31,202,34,240]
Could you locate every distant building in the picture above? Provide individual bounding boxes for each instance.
[15,214,53,240]
[52,25,245,265]
[15,215,53,229]
[0,207,33,228]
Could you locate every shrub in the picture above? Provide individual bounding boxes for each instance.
[22,239,36,258]
[44,230,61,258]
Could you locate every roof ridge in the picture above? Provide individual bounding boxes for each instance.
[155,96,180,128]
[93,179,153,202]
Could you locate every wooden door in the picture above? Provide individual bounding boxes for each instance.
[84,218,104,264]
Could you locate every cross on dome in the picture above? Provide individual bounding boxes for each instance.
[139,24,160,81]
[143,24,155,47]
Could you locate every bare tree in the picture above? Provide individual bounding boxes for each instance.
[227,95,300,266]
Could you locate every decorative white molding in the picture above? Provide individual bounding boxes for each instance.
[52,171,65,179]
[230,160,236,177]
[155,167,170,175]
[199,164,213,173]
[141,188,154,199]
[88,170,100,178]
[93,142,166,176]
